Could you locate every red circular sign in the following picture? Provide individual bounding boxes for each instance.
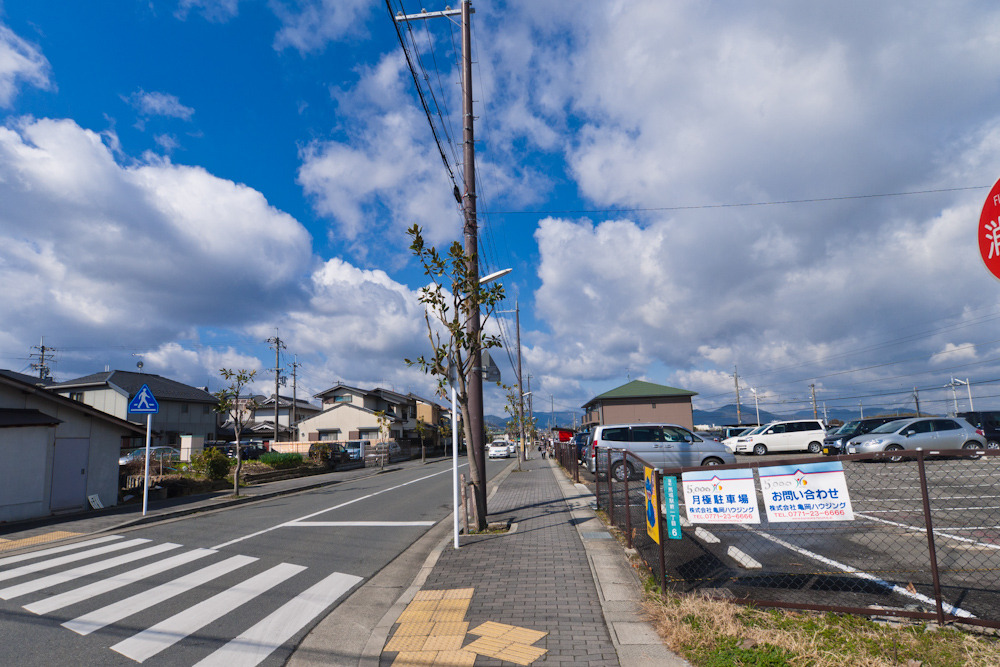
[980,176,1000,281]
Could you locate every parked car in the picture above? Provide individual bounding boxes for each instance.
[722,424,766,452]
[722,425,757,440]
[118,446,181,465]
[507,441,518,456]
[957,411,1000,450]
[822,416,903,455]
[730,419,826,455]
[844,417,986,462]
[343,440,364,460]
[571,432,589,461]
[587,423,735,481]
[488,442,509,459]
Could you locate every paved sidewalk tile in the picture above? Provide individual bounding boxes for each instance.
[381,457,618,666]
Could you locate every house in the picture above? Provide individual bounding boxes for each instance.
[50,370,218,447]
[297,384,447,449]
[582,380,697,430]
[0,369,144,521]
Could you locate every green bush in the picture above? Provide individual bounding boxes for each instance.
[192,447,231,480]
[260,452,303,469]
[309,443,330,465]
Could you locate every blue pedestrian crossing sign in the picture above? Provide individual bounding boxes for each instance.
[128,384,159,414]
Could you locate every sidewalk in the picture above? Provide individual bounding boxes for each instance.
[367,456,688,666]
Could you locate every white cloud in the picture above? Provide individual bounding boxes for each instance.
[0,25,52,108]
[125,89,195,121]
[0,117,313,376]
[931,343,977,365]
[175,0,241,22]
[271,0,372,54]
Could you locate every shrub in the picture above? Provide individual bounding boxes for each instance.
[260,452,303,469]
[192,447,231,480]
[309,443,330,465]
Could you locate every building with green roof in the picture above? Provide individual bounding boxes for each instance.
[582,380,697,430]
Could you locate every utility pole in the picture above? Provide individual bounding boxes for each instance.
[289,356,301,438]
[733,364,742,425]
[913,387,921,417]
[267,330,285,445]
[859,401,864,419]
[515,301,525,465]
[30,338,54,381]
[810,383,818,419]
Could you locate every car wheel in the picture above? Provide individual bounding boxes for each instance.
[807,441,822,454]
[753,443,768,456]
[610,461,633,482]
[962,441,984,459]
[987,440,1000,451]
[702,457,723,466]
[885,444,904,463]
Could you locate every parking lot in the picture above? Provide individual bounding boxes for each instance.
[575,447,1000,627]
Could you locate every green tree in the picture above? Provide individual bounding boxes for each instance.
[405,224,505,530]
[214,368,257,496]
[415,417,429,464]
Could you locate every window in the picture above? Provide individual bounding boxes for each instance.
[907,420,933,434]
[663,426,693,442]
[630,426,662,442]
[932,419,960,432]
[181,404,188,414]
[602,427,629,442]
[70,392,83,402]
[335,395,352,403]
[203,405,211,414]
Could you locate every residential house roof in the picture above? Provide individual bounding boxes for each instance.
[583,380,697,408]
[0,408,62,428]
[51,370,218,405]
[313,382,369,400]
[0,371,144,435]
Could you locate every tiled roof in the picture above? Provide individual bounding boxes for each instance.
[52,370,217,404]
[584,380,697,407]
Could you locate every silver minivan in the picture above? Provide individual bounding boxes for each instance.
[588,423,736,481]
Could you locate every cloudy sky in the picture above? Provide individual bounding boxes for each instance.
[3,0,1000,421]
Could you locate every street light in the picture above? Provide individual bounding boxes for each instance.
[452,266,512,548]
[750,388,761,425]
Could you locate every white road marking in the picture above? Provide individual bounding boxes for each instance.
[64,554,257,636]
[855,512,1000,551]
[0,535,123,568]
[0,542,179,600]
[211,466,461,549]
[0,538,151,583]
[111,562,306,663]
[193,571,363,667]
[25,548,217,616]
[738,525,976,618]
[286,521,435,527]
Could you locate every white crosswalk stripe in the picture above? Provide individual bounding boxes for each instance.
[0,535,363,665]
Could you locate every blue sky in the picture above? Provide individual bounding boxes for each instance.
[4,1,1000,421]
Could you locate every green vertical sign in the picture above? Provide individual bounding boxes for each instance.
[663,475,682,540]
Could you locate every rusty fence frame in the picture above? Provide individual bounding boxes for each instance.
[562,446,1000,629]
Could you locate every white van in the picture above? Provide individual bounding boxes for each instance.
[732,419,826,455]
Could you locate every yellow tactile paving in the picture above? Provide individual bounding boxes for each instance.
[441,588,474,600]
[431,650,476,666]
[384,588,548,666]
[468,621,516,638]
[394,622,437,637]
[421,634,465,651]
[500,626,547,644]
[385,634,431,652]
[432,621,469,636]
[392,651,439,666]
[0,531,80,552]
[412,589,446,601]
[497,644,547,666]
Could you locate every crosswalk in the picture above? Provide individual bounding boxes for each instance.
[0,535,363,665]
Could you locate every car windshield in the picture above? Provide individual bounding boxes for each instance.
[742,425,766,436]
[870,419,909,434]
[832,420,861,435]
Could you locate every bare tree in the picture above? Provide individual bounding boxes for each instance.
[405,224,504,530]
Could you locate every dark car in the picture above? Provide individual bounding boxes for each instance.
[572,432,590,462]
[822,416,907,455]
[957,411,1000,450]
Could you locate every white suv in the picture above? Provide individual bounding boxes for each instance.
[732,419,826,455]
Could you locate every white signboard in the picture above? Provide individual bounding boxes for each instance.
[682,468,760,524]
[759,461,854,522]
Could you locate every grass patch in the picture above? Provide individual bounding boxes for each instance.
[643,592,1000,666]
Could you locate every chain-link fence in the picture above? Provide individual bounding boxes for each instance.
[577,446,1000,629]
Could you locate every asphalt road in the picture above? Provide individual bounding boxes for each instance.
[0,456,511,666]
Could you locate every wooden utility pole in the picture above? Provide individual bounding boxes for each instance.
[516,301,525,465]
[289,356,300,435]
[810,383,818,419]
[734,364,742,425]
[267,330,285,444]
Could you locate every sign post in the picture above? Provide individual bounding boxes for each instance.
[128,384,160,516]
[979,176,1000,281]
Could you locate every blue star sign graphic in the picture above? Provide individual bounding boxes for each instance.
[128,384,160,414]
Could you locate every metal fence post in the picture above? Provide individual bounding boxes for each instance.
[607,449,615,527]
[595,447,602,511]
[916,450,946,624]
[623,452,632,549]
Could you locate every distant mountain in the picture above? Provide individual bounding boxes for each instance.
[485,410,585,431]
[693,403,915,426]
